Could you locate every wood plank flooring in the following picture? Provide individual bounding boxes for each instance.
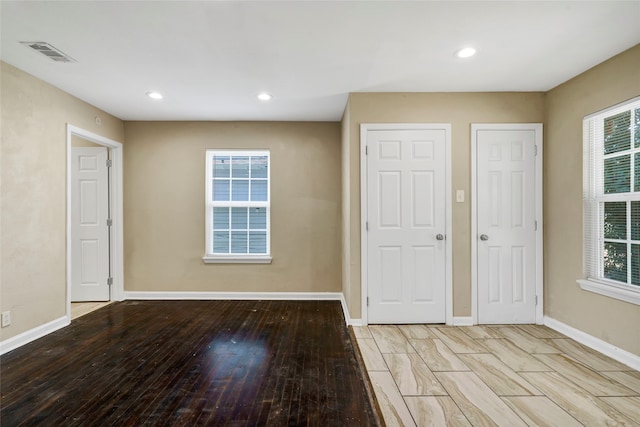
[354,324,640,426]
[1,301,377,426]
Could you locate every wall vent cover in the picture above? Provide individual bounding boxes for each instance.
[20,41,76,63]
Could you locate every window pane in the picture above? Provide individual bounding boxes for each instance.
[251,180,268,201]
[231,180,249,201]
[604,242,627,283]
[213,180,230,201]
[249,231,267,254]
[213,156,230,178]
[604,111,630,154]
[251,156,268,178]
[231,207,248,229]
[635,153,640,192]
[603,202,627,239]
[604,155,630,194]
[213,207,229,230]
[231,156,250,178]
[249,207,267,229]
[231,231,248,253]
[633,201,640,241]
[207,151,269,257]
[632,244,640,286]
[635,108,640,149]
[213,231,229,253]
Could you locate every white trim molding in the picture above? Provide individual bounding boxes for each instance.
[471,123,544,325]
[578,279,640,306]
[202,255,272,264]
[339,293,363,326]
[66,124,125,324]
[544,316,640,371]
[124,291,344,301]
[360,123,453,326]
[452,317,474,326]
[0,316,68,356]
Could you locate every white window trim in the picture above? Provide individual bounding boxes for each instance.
[203,149,271,264]
[579,96,640,305]
[203,255,272,264]
[578,279,640,305]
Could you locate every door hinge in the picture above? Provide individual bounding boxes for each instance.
[535,295,538,306]
[366,146,368,155]
[107,277,113,286]
[535,220,538,231]
[366,221,368,231]
[367,297,369,306]
[534,145,538,156]
[106,159,112,168]
[107,218,113,227]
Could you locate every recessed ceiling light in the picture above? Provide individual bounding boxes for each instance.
[456,47,477,58]
[146,91,163,100]
[257,93,272,101]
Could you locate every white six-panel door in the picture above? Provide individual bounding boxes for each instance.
[366,128,448,323]
[474,127,540,324]
[71,147,110,301]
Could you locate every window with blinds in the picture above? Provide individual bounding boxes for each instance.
[203,150,272,263]
[581,97,640,303]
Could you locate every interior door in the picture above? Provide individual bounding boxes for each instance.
[71,147,110,301]
[366,129,447,323]
[476,128,537,323]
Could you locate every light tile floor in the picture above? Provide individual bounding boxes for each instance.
[70,301,112,320]
[353,324,639,426]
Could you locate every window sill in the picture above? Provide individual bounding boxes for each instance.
[202,255,272,264]
[577,279,640,306]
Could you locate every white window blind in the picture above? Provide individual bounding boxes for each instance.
[203,150,271,263]
[582,97,640,302]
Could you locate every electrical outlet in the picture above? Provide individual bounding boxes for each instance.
[1,311,11,327]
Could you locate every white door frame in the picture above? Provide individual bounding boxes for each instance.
[360,123,453,326]
[471,123,543,325]
[66,124,124,321]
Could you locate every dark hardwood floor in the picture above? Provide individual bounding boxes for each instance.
[1,300,378,426]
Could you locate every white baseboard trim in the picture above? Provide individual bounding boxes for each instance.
[338,293,363,326]
[124,291,343,301]
[348,318,364,326]
[452,316,474,326]
[544,316,640,371]
[0,316,69,356]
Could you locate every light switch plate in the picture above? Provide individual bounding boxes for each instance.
[456,190,464,203]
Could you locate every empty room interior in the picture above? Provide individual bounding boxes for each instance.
[1,1,640,426]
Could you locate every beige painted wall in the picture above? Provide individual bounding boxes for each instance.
[72,134,106,148]
[0,61,124,341]
[123,121,341,293]
[545,44,640,355]
[341,99,352,312]
[343,92,545,319]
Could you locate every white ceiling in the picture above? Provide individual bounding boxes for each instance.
[2,1,639,121]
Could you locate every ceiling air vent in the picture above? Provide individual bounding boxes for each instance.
[20,41,76,63]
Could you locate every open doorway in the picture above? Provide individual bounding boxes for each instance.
[66,125,124,322]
